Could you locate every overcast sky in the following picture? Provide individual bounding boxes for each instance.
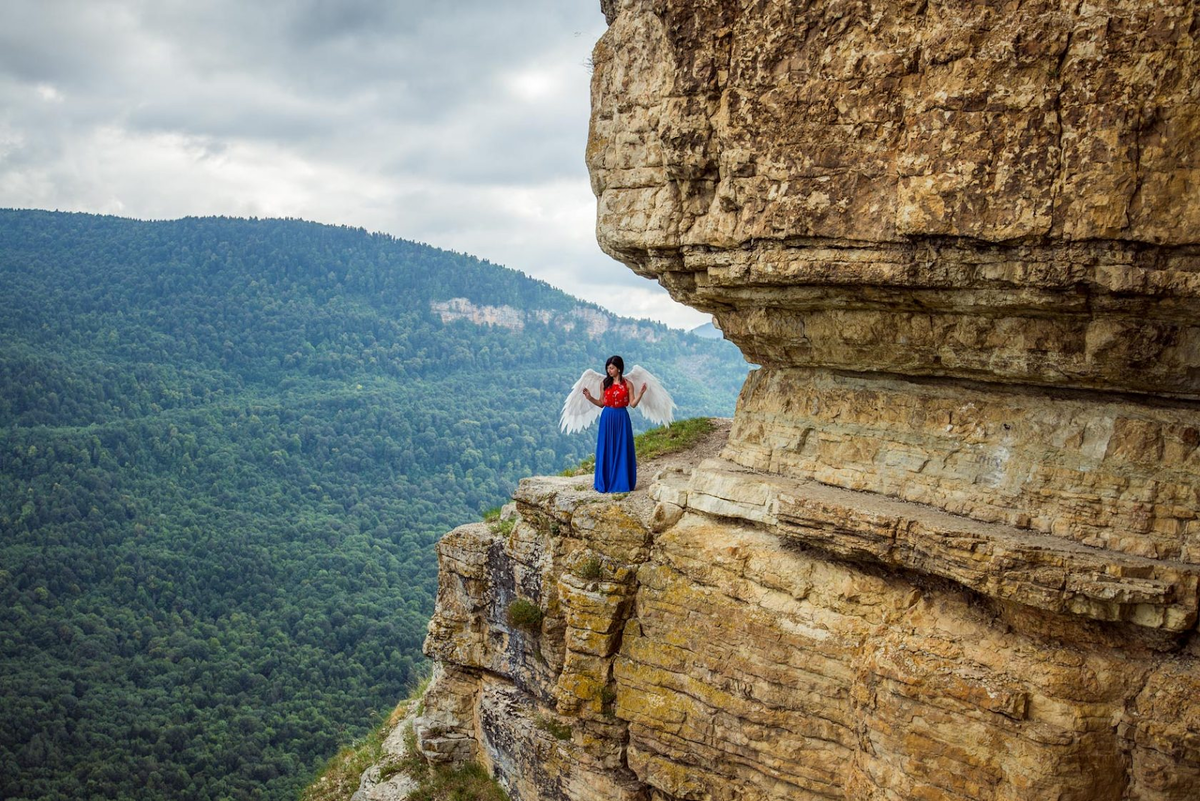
[0,0,710,329]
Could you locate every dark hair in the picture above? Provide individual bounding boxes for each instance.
[602,355,624,390]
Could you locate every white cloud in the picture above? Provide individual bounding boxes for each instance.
[35,84,63,103]
[502,67,568,103]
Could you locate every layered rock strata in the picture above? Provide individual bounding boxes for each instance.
[416,490,651,801]
[415,1,1200,799]
[416,466,1200,800]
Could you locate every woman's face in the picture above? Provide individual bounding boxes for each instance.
[606,363,620,378]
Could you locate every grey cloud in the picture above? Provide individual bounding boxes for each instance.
[131,0,595,111]
[0,2,709,325]
[1,0,603,180]
[0,2,139,87]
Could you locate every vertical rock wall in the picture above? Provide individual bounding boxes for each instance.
[416,2,1200,800]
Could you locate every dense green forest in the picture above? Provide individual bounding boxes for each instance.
[0,210,749,801]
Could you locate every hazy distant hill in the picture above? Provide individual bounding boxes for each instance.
[689,321,723,339]
[0,210,748,801]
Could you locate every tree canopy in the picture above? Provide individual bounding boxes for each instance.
[0,210,748,801]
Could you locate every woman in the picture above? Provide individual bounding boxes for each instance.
[581,356,646,493]
[559,357,676,494]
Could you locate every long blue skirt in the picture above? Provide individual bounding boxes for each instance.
[594,406,636,493]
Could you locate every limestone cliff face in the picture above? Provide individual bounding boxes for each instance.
[414,2,1200,799]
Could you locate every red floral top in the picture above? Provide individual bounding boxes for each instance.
[603,380,630,408]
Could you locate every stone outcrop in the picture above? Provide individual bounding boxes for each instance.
[587,0,1200,397]
[414,1,1200,799]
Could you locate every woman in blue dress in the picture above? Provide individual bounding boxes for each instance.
[580,355,646,493]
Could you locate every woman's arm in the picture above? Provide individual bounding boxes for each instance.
[627,379,647,408]
[581,387,604,408]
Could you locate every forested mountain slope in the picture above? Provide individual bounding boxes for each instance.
[0,210,748,801]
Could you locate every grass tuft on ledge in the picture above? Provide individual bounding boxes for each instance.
[559,417,715,477]
[407,759,509,801]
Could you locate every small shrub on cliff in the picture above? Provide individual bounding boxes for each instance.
[506,598,544,631]
[575,554,603,580]
[600,685,617,714]
[483,506,515,536]
[535,714,572,741]
[489,517,515,537]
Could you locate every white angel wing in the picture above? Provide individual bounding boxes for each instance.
[560,369,605,434]
[627,365,676,428]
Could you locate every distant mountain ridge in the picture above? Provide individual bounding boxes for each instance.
[0,209,748,801]
[431,297,664,341]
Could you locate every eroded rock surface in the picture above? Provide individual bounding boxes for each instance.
[415,1,1200,799]
[415,488,651,801]
[589,0,1200,396]
[417,465,1200,800]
